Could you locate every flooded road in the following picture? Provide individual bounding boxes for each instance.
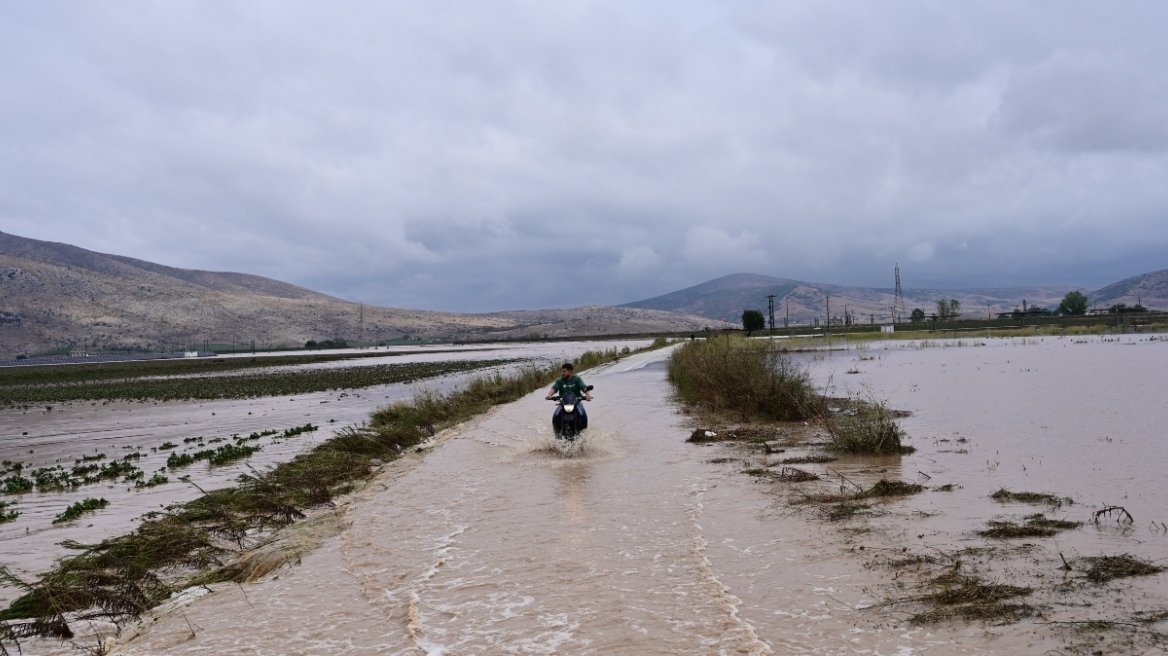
[16,334,1168,654]
[108,344,1055,656]
[0,340,648,583]
[115,349,781,655]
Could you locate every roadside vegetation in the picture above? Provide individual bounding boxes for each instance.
[668,337,815,422]
[0,340,668,651]
[668,336,908,454]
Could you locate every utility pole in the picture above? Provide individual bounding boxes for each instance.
[767,295,776,338]
[825,295,830,336]
[894,263,904,323]
[786,298,791,337]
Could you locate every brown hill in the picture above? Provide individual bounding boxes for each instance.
[0,231,727,358]
[620,271,1168,323]
[1089,269,1168,309]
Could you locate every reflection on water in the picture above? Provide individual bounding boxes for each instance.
[23,336,1168,654]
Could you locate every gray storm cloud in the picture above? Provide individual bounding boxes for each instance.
[1,1,1166,311]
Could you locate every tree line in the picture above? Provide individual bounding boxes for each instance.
[738,290,1141,332]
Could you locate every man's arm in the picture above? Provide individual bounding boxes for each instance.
[578,375,592,402]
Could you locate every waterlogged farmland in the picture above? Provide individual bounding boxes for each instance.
[0,349,518,405]
[111,336,1168,656]
[0,340,649,585]
[5,334,1165,654]
[740,332,1168,652]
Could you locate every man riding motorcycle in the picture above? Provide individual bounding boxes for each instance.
[546,362,591,436]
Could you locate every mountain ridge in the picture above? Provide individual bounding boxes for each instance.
[622,270,1168,323]
[1,230,1162,358]
[0,231,728,357]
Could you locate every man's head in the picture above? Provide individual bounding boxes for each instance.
[561,362,574,378]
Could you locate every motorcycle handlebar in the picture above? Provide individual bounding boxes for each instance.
[548,385,594,401]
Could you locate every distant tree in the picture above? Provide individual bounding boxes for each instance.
[742,309,766,336]
[1057,291,1088,315]
[935,299,961,320]
[910,308,925,323]
[305,340,318,349]
[1110,302,1148,314]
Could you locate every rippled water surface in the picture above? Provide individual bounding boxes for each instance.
[0,341,647,582]
[12,335,1168,655]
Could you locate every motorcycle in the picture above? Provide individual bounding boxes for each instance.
[549,385,593,441]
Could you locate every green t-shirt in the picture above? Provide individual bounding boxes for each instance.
[552,374,588,399]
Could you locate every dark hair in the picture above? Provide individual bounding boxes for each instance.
[561,362,574,371]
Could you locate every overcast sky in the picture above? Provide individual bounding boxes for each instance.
[2,2,1166,312]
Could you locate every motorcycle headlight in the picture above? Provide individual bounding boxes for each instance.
[563,404,576,412]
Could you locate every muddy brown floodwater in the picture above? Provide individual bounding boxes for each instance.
[16,335,1168,654]
[0,340,648,592]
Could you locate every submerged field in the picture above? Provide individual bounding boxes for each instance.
[2,334,1166,654]
[681,332,1168,654]
[0,351,519,405]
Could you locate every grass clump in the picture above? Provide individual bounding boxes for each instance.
[801,478,924,505]
[52,498,109,524]
[825,501,868,521]
[1,477,32,495]
[1080,555,1164,584]
[990,488,1073,508]
[0,502,18,524]
[276,423,317,439]
[823,401,910,455]
[862,479,924,497]
[909,569,1034,625]
[668,337,814,421]
[978,514,1081,539]
[796,478,922,521]
[778,467,820,482]
[135,474,168,489]
[167,444,262,470]
[0,342,665,650]
[780,454,837,465]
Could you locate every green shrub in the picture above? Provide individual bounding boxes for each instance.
[824,402,907,455]
[667,337,813,421]
[52,498,109,524]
